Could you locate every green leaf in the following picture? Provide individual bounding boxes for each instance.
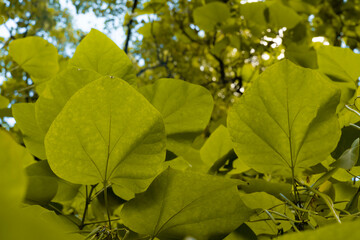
[45,77,166,193]
[266,1,301,29]
[8,36,59,81]
[69,29,136,84]
[200,125,233,167]
[279,219,360,240]
[240,2,267,26]
[330,138,360,170]
[193,2,230,31]
[228,60,341,176]
[0,201,83,240]
[0,95,9,109]
[12,103,46,159]
[240,192,293,236]
[140,78,213,136]
[121,168,252,240]
[35,67,102,133]
[240,177,292,200]
[0,130,29,203]
[285,43,318,69]
[25,161,59,204]
[317,46,360,105]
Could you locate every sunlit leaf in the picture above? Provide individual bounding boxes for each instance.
[69,29,136,84]
[45,77,166,193]
[140,78,213,136]
[9,36,59,81]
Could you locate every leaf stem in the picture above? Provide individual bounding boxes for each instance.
[80,184,98,229]
[83,218,121,226]
[104,181,112,230]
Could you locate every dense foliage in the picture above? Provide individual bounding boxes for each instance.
[2,0,360,240]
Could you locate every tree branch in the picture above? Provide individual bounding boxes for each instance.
[124,0,138,54]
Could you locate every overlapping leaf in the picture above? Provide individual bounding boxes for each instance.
[45,77,166,193]
[12,103,46,159]
[69,29,136,84]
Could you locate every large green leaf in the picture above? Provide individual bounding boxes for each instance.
[35,67,102,133]
[69,29,136,84]
[0,130,30,203]
[8,36,59,81]
[121,168,252,240]
[193,2,230,31]
[279,219,360,240]
[228,60,341,176]
[45,77,166,193]
[12,103,46,159]
[140,78,213,136]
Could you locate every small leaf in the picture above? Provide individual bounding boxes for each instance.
[193,2,230,31]
[9,37,59,81]
[200,125,233,168]
[45,77,166,193]
[330,138,360,170]
[69,29,136,84]
[121,168,252,240]
[228,60,341,175]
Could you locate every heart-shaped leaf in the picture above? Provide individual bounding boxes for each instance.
[45,77,166,193]
[228,60,341,176]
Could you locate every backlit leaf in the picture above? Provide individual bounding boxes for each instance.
[228,60,341,175]
[140,78,213,136]
[121,168,252,240]
[9,36,59,81]
[45,77,166,193]
[69,29,136,84]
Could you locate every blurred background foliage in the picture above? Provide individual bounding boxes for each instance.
[1,0,360,128]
